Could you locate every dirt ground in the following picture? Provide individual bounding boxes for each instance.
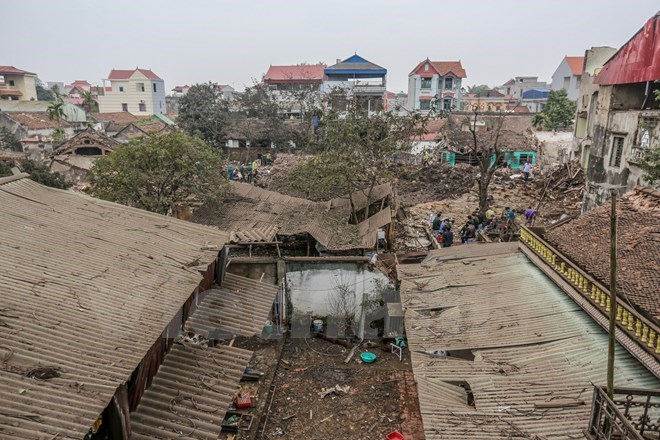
[257,335,423,440]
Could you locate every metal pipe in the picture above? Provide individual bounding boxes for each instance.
[607,191,617,399]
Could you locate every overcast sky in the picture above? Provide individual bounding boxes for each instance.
[2,0,658,93]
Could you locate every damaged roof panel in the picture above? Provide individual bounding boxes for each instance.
[398,243,660,439]
[195,181,394,251]
[0,176,228,439]
[130,344,252,440]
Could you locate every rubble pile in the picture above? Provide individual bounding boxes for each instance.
[533,160,585,220]
[394,162,476,206]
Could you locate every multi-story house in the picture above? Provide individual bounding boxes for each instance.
[407,59,466,113]
[65,80,92,97]
[496,76,548,100]
[323,54,387,113]
[98,68,166,115]
[551,56,585,101]
[573,46,618,156]
[581,13,660,211]
[461,89,514,112]
[0,66,37,101]
[264,64,325,118]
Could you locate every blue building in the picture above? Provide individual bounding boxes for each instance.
[323,54,387,113]
[522,88,549,100]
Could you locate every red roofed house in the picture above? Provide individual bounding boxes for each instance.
[580,12,660,211]
[551,55,585,100]
[263,64,325,118]
[0,66,37,101]
[407,58,467,113]
[64,80,92,97]
[98,68,166,115]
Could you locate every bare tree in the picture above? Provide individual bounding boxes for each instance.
[327,273,358,336]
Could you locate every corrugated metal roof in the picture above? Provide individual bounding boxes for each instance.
[195,181,393,251]
[185,272,278,337]
[130,344,252,440]
[229,225,279,244]
[399,243,660,439]
[0,176,228,439]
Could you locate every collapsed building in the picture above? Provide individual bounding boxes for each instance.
[580,12,660,211]
[0,174,278,439]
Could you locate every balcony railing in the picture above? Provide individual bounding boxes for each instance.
[630,146,649,163]
[586,385,660,440]
[519,227,660,363]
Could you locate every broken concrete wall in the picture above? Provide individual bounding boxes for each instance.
[583,83,660,211]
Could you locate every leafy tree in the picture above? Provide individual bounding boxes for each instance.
[234,83,307,149]
[0,161,11,178]
[0,126,21,151]
[80,90,98,112]
[47,102,65,122]
[467,84,490,94]
[177,82,230,149]
[533,89,576,130]
[637,146,660,186]
[51,127,68,146]
[20,159,70,189]
[290,102,428,222]
[89,131,228,215]
[36,84,55,101]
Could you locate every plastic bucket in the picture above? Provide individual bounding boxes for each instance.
[312,319,323,333]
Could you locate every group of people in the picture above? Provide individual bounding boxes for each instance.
[431,205,536,247]
[227,152,273,184]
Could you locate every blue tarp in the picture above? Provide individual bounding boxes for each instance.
[522,89,549,100]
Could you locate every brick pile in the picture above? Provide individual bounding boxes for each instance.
[545,187,660,323]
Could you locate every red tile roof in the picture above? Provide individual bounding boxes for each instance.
[595,12,660,85]
[565,56,585,76]
[107,68,162,80]
[0,90,22,96]
[409,59,467,78]
[0,65,36,76]
[71,80,91,85]
[3,112,71,130]
[264,65,325,83]
[90,112,149,125]
[545,187,660,323]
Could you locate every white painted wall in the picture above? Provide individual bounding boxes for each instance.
[551,59,580,101]
[98,71,166,115]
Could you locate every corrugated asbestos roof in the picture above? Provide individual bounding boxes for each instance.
[194,181,393,251]
[130,344,252,440]
[229,225,279,244]
[398,243,660,439]
[185,272,278,337]
[130,273,276,438]
[0,176,228,439]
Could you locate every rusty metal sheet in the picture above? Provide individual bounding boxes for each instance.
[398,243,660,439]
[595,13,660,85]
[0,176,228,439]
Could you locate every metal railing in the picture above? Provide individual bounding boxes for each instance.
[586,385,660,439]
[520,227,660,361]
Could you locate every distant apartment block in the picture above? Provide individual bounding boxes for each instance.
[551,56,585,101]
[407,59,466,113]
[264,64,325,118]
[324,54,387,113]
[0,66,37,101]
[171,84,235,99]
[98,68,166,115]
[496,76,548,100]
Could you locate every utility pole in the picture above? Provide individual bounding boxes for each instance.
[607,191,617,399]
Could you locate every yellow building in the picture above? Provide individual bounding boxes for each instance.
[461,89,516,112]
[0,66,38,101]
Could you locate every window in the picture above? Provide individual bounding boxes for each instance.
[119,86,124,92]
[609,136,624,167]
[443,99,452,110]
[420,100,431,110]
[424,64,429,72]
[153,83,157,92]
[139,102,146,112]
[137,82,145,92]
[562,76,570,90]
[421,78,432,89]
[444,77,453,89]
[121,103,128,112]
[8,80,15,86]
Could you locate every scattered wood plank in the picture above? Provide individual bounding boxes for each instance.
[344,346,358,364]
[534,399,585,409]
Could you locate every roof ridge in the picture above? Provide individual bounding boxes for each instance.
[0,173,29,185]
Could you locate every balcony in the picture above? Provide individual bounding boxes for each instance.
[585,386,660,440]
[324,80,386,95]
